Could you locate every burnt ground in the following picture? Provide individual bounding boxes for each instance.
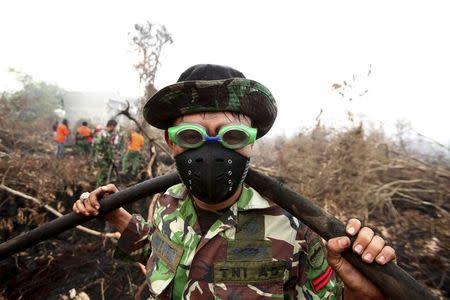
[0,191,152,300]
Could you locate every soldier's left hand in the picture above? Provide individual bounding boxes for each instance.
[326,218,396,300]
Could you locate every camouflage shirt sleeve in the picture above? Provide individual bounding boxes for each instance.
[296,228,344,299]
[114,214,155,265]
[94,132,114,162]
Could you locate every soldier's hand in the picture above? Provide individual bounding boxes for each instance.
[326,218,396,300]
[73,184,132,233]
[73,184,119,217]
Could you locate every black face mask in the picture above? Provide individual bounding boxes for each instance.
[174,142,250,204]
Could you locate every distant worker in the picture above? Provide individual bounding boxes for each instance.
[88,126,99,145]
[91,125,102,146]
[121,128,145,177]
[93,119,118,187]
[55,119,70,159]
[76,121,92,156]
[52,120,59,138]
[93,125,102,136]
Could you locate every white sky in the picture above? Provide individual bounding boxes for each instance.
[0,0,449,145]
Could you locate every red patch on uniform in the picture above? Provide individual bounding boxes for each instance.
[312,266,333,292]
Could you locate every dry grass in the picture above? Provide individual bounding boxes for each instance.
[253,123,450,298]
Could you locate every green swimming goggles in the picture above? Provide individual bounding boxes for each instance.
[168,123,257,150]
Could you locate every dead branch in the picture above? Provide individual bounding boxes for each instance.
[0,142,10,153]
[146,148,157,178]
[1,166,11,185]
[131,22,173,86]
[395,191,447,214]
[376,179,432,192]
[250,164,277,176]
[126,273,134,295]
[0,184,120,239]
[100,278,105,300]
[116,101,171,156]
[147,194,159,225]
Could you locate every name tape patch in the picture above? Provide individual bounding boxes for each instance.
[308,237,325,268]
[214,260,286,284]
[227,240,272,261]
[151,229,184,272]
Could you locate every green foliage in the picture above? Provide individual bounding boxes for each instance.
[1,69,63,122]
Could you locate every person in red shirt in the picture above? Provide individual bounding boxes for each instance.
[55,119,70,159]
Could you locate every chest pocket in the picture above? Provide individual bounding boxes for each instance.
[146,229,184,296]
[213,211,287,299]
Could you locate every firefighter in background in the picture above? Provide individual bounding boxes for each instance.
[76,121,92,156]
[121,128,144,177]
[55,119,70,159]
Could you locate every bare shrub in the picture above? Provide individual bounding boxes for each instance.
[255,123,449,297]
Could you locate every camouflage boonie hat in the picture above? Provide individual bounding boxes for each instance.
[143,64,277,138]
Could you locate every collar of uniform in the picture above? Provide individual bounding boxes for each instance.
[162,183,271,239]
[236,183,271,210]
[164,183,188,199]
[164,183,270,211]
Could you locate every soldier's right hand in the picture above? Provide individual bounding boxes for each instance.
[73,184,119,216]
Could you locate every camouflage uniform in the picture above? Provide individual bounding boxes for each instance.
[115,183,343,299]
[76,137,91,156]
[93,130,116,187]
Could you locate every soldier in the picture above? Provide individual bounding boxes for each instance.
[93,119,117,187]
[74,65,396,299]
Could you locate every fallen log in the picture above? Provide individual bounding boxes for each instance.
[0,170,435,299]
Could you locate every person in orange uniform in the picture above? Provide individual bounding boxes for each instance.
[55,119,70,159]
[121,128,144,177]
[76,121,92,156]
